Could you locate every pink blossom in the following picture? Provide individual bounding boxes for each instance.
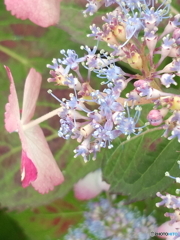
[74,169,110,200]
[157,221,180,239]
[4,66,64,193]
[4,0,62,28]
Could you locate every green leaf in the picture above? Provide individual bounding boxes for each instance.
[8,191,85,240]
[0,210,30,240]
[102,104,180,202]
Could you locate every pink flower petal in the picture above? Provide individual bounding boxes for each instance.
[21,68,42,124]
[5,66,64,193]
[4,66,20,133]
[22,125,64,194]
[157,221,180,239]
[74,169,110,200]
[21,150,37,187]
[4,0,61,27]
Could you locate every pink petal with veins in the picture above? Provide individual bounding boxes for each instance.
[21,150,37,187]
[74,169,110,200]
[4,0,61,27]
[22,125,64,194]
[21,68,42,124]
[4,66,20,133]
[5,66,64,193]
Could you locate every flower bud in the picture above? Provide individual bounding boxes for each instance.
[147,109,168,126]
[80,123,94,138]
[160,96,180,110]
[103,31,119,45]
[173,28,180,45]
[170,97,180,110]
[147,110,163,126]
[127,52,143,70]
[112,24,126,42]
[47,70,67,86]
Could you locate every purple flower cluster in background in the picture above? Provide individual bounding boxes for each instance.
[64,198,156,240]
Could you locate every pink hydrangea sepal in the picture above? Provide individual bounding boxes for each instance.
[4,0,61,27]
[4,66,20,133]
[21,68,42,124]
[4,66,64,193]
[21,150,37,188]
[74,169,110,200]
[22,125,64,193]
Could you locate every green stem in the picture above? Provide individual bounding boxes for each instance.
[169,4,179,15]
[106,191,113,207]
[22,107,62,130]
[0,45,30,66]
[159,0,179,15]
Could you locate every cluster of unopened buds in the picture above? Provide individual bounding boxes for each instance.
[64,198,157,240]
[46,0,180,162]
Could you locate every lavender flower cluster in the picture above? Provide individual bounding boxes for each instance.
[47,47,146,162]
[64,198,157,240]
[47,0,180,161]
